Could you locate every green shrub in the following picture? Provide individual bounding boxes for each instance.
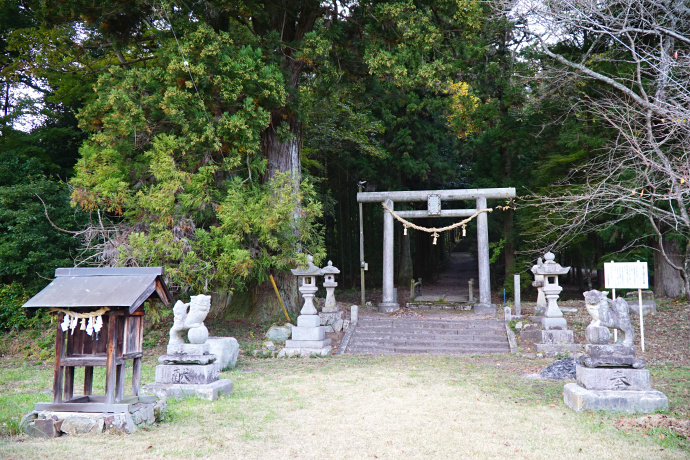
[0,283,44,331]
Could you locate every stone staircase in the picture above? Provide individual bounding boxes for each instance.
[344,315,510,355]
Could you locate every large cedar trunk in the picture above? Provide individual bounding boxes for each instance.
[252,113,302,321]
[247,1,322,321]
[263,114,301,184]
[251,272,300,322]
[209,273,300,323]
[654,238,685,298]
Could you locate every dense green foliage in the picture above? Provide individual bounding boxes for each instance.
[0,122,83,287]
[0,283,46,331]
[2,0,688,320]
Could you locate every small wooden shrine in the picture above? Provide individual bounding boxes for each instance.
[23,267,172,413]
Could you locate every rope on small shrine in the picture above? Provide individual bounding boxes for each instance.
[382,202,492,245]
[50,307,110,337]
[49,307,110,318]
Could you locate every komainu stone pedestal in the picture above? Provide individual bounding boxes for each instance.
[143,295,233,401]
[143,343,233,401]
[564,365,668,413]
[564,290,668,413]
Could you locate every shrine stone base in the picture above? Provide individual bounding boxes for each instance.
[141,379,233,401]
[563,383,668,413]
[22,399,165,437]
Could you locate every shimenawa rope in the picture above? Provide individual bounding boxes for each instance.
[381,202,492,244]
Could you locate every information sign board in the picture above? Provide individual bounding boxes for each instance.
[604,261,648,289]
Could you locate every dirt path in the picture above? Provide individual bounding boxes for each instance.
[420,251,478,298]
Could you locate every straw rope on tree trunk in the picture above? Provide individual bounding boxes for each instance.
[381,202,492,245]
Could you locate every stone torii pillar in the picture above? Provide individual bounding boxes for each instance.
[475,196,492,314]
[357,188,516,314]
[379,199,398,312]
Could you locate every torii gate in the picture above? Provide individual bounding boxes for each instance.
[357,188,516,314]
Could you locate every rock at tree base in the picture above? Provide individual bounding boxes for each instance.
[625,291,657,316]
[265,324,293,342]
[539,358,576,380]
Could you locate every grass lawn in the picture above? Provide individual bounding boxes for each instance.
[0,352,688,459]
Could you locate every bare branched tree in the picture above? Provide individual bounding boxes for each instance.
[506,0,690,295]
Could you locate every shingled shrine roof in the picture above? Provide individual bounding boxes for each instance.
[23,267,173,314]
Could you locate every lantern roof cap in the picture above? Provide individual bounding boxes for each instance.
[321,260,340,275]
[532,252,570,275]
[291,255,323,276]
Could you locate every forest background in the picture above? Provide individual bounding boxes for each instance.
[1,0,688,323]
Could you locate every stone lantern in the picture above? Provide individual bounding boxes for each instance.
[291,255,322,316]
[279,255,331,357]
[321,260,340,313]
[533,252,570,330]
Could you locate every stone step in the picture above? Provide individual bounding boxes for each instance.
[349,339,509,349]
[356,319,504,329]
[357,329,506,340]
[349,333,509,343]
[406,304,473,311]
[355,322,505,330]
[346,316,510,355]
[353,325,505,335]
[346,345,510,355]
